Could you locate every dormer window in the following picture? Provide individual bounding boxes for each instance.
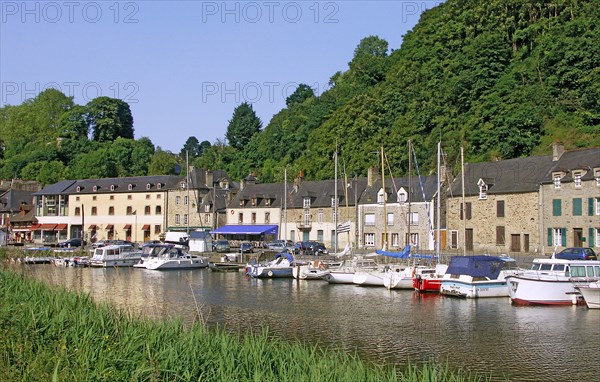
[595,169,600,186]
[573,172,582,188]
[128,184,133,191]
[398,188,408,204]
[93,185,98,192]
[221,181,229,189]
[180,182,187,190]
[146,183,151,190]
[477,179,488,200]
[110,184,115,191]
[76,186,81,192]
[377,189,386,204]
[265,198,271,206]
[239,199,244,206]
[331,196,338,208]
[157,183,162,190]
[251,198,257,206]
[553,173,562,189]
[303,197,311,208]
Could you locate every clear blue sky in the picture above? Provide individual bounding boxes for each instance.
[1,1,440,152]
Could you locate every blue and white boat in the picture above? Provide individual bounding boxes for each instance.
[246,251,295,278]
[440,255,520,298]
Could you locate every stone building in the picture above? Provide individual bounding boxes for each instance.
[166,168,235,233]
[358,167,438,252]
[446,154,555,255]
[540,147,600,253]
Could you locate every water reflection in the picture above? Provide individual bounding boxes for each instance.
[19,265,600,381]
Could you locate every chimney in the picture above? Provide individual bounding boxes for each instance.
[552,141,565,162]
[205,170,214,188]
[367,167,380,187]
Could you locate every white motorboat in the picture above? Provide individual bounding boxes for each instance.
[577,281,600,309]
[440,255,520,298]
[90,244,142,267]
[246,252,295,278]
[136,243,208,270]
[413,263,448,293]
[321,257,379,284]
[506,258,600,306]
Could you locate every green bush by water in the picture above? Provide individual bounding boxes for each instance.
[0,264,485,381]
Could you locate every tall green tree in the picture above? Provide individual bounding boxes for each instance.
[148,148,179,175]
[225,102,262,150]
[180,136,201,159]
[285,84,315,107]
[87,97,134,142]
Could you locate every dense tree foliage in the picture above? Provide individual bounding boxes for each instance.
[225,102,263,150]
[1,0,598,185]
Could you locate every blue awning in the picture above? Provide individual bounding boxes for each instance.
[210,225,278,235]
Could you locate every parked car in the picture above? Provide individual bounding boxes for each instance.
[555,247,597,260]
[294,241,327,255]
[58,238,84,248]
[214,239,230,253]
[266,240,294,252]
[240,242,254,253]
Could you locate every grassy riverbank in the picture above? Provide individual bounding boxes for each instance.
[0,255,486,381]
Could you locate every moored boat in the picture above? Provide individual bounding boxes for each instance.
[440,255,519,298]
[577,281,600,309]
[208,262,245,272]
[321,257,379,284]
[292,260,331,280]
[246,251,295,278]
[90,244,142,267]
[413,263,448,293]
[135,243,208,270]
[506,258,600,306]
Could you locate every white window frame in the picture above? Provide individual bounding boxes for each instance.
[595,228,600,248]
[387,212,394,226]
[596,198,600,215]
[331,196,337,208]
[364,233,375,246]
[204,205,210,213]
[365,213,375,226]
[175,196,180,205]
[552,228,562,247]
[184,196,188,205]
[398,188,408,204]
[574,172,582,188]
[392,233,399,247]
[553,175,561,189]
[408,212,419,225]
[377,189,385,204]
[183,214,188,225]
[175,214,180,225]
[318,209,323,223]
[303,197,311,208]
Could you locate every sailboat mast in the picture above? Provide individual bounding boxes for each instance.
[461,145,466,256]
[334,148,338,254]
[407,141,411,248]
[381,146,387,250]
[186,151,190,236]
[436,141,441,258]
[284,168,287,241]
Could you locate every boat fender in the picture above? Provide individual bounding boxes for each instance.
[268,270,273,277]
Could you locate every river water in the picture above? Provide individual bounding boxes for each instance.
[19,265,600,381]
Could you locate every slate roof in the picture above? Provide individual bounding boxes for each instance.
[289,178,369,208]
[449,155,555,196]
[34,180,77,196]
[0,189,35,211]
[230,182,286,208]
[543,147,600,183]
[360,175,438,204]
[449,147,600,196]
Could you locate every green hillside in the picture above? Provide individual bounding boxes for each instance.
[228,0,599,181]
[1,0,598,184]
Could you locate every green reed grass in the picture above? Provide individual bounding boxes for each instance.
[0,261,486,382]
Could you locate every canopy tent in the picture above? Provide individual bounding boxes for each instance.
[210,225,278,236]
